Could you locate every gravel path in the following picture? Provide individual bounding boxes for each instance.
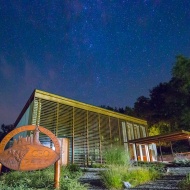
[79,167,190,190]
[79,168,107,190]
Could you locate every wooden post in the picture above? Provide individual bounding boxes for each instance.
[159,141,163,162]
[170,141,174,156]
[54,160,60,189]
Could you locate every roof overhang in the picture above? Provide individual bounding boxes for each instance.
[128,130,190,144]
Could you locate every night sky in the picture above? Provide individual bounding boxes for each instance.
[0,0,190,125]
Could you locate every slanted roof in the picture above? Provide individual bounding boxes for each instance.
[128,130,190,144]
[14,89,148,127]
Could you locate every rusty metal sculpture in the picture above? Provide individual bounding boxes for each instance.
[0,125,61,188]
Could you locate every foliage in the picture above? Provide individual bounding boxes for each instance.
[0,124,15,142]
[100,166,124,189]
[90,163,107,168]
[123,167,159,187]
[149,122,170,136]
[0,165,87,190]
[100,165,160,189]
[100,105,135,116]
[134,55,190,133]
[101,147,160,189]
[66,163,81,172]
[103,145,130,166]
[179,173,190,190]
[173,154,190,167]
[172,55,190,94]
[133,161,166,173]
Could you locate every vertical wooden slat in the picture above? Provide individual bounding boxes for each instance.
[86,110,89,166]
[118,119,121,145]
[56,103,59,137]
[72,107,75,163]
[109,116,112,147]
[98,114,102,164]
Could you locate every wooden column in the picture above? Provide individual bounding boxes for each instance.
[159,141,163,162]
[133,143,138,161]
[139,144,143,161]
[145,144,151,162]
[170,141,174,156]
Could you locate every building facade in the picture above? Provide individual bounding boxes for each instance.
[14,89,153,165]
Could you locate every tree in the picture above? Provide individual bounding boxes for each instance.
[133,55,190,132]
[124,106,135,116]
[134,96,151,120]
[0,124,15,142]
[172,55,190,94]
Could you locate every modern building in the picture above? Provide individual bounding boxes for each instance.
[14,89,155,165]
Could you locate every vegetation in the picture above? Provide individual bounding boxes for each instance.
[100,165,159,189]
[0,124,15,142]
[133,161,166,173]
[103,145,130,166]
[0,165,87,190]
[172,154,190,167]
[100,146,160,189]
[179,173,190,190]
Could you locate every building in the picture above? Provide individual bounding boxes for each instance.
[14,89,154,165]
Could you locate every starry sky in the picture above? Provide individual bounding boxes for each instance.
[0,0,190,125]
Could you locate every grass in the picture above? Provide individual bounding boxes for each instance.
[0,165,87,190]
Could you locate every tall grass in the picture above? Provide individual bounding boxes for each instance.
[100,165,159,189]
[179,173,190,190]
[103,145,130,166]
[101,146,160,189]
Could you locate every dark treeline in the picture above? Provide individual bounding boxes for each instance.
[101,55,190,135]
[100,105,135,116]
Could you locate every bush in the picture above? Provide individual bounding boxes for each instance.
[103,145,130,166]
